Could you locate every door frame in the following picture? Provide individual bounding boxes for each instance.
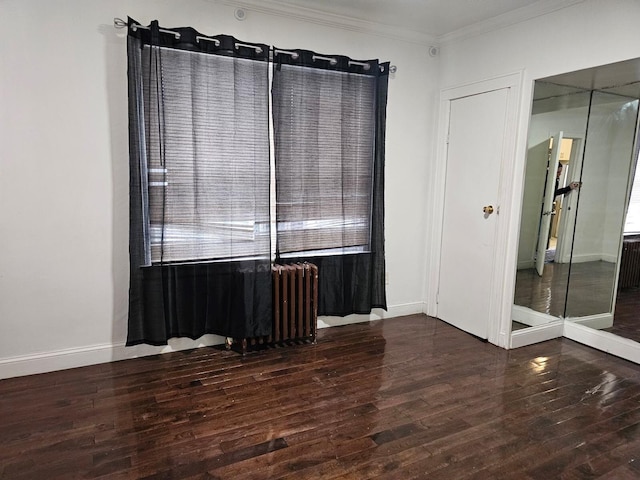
[555,133,585,264]
[535,131,563,276]
[425,72,523,348]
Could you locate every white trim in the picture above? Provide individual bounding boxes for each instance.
[517,260,535,269]
[570,254,617,264]
[512,304,558,327]
[215,0,435,45]
[317,302,424,328]
[566,313,613,330]
[0,335,229,380]
[215,0,585,47]
[0,303,424,380]
[493,72,526,348]
[510,320,563,348]
[563,321,640,364]
[437,0,586,45]
[428,71,523,349]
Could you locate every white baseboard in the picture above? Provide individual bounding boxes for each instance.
[563,321,640,364]
[0,334,228,380]
[517,260,534,269]
[566,313,613,330]
[512,305,557,327]
[570,254,616,264]
[510,320,564,348]
[0,302,425,380]
[317,302,424,328]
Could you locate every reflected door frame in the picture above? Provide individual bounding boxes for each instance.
[555,134,585,264]
[535,131,563,276]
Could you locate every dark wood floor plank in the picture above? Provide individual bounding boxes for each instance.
[4,314,640,479]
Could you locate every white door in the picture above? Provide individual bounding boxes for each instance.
[437,88,509,339]
[535,132,563,276]
[518,140,551,268]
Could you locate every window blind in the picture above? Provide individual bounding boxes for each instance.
[272,63,376,256]
[141,46,270,264]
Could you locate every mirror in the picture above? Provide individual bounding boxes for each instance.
[565,89,639,319]
[513,58,640,345]
[514,83,591,322]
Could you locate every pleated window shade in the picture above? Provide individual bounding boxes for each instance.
[141,46,271,264]
[272,64,376,256]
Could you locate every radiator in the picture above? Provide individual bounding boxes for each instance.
[229,262,318,353]
[619,236,640,289]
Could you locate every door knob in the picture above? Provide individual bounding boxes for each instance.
[483,205,494,215]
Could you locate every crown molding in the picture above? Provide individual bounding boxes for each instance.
[212,0,437,46]
[213,0,587,48]
[437,0,586,45]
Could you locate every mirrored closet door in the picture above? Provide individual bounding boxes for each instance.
[512,58,640,361]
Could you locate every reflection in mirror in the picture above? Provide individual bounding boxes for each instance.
[513,83,591,325]
[565,90,639,319]
[513,66,640,338]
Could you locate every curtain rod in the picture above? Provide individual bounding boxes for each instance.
[113,18,397,74]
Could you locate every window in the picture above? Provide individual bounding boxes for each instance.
[138,44,271,264]
[134,39,381,264]
[126,20,389,346]
[273,62,376,257]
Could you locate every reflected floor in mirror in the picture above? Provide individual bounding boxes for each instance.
[515,260,615,317]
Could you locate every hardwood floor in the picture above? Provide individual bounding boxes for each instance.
[3,314,640,479]
[514,261,570,317]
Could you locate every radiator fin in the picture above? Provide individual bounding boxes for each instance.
[619,237,640,290]
[231,262,318,353]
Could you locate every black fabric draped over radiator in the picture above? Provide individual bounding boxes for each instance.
[129,261,272,345]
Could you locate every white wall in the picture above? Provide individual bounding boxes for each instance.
[427,0,640,320]
[5,0,640,378]
[0,0,437,378]
[573,98,638,262]
[602,98,639,258]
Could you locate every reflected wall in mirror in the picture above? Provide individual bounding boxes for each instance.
[566,90,639,318]
[513,60,640,339]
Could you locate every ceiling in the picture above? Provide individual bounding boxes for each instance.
[220,0,586,43]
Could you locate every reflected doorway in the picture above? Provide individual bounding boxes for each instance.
[547,136,578,266]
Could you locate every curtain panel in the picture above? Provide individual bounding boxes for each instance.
[126,19,389,345]
[272,50,389,315]
[127,19,272,345]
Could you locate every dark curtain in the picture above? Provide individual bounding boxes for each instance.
[272,50,389,316]
[131,260,272,345]
[127,19,272,345]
